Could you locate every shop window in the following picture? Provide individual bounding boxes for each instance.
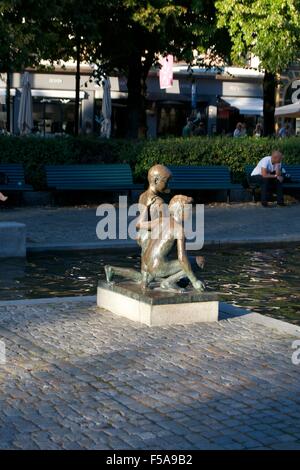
[157,103,187,137]
[95,99,127,138]
[32,97,81,136]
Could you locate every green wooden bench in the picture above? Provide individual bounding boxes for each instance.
[167,165,242,202]
[45,163,144,198]
[245,164,300,200]
[0,164,33,193]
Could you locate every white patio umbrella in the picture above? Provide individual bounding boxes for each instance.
[18,72,33,135]
[100,77,112,139]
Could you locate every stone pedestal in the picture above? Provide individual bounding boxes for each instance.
[97,281,219,326]
[0,222,26,258]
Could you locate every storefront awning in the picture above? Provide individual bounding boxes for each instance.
[275,102,300,118]
[31,90,86,99]
[0,89,86,100]
[221,96,263,116]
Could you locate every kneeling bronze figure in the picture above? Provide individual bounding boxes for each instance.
[105,165,205,293]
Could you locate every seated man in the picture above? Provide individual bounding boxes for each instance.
[105,194,205,292]
[250,150,285,207]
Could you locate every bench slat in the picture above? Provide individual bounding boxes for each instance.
[167,165,241,191]
[0,164,32,190]
[45,164,142,191]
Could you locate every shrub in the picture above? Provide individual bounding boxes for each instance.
[0,135,140,189]
[134,137,300,182]
[1,135,300,189]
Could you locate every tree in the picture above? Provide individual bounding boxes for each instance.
[0,0,63,132]
[48,1,101,135]
[0,0,34,132]
[1,1,231,138]
[216,0,300,135]
[90,1,231,138]
[0,0,99,135]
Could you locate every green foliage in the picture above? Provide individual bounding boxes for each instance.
[0,136,143,189]
[133,137,300,182]
[1,136,300,189]
[216,0,300,73]
[0,1,63,72]
[91,1,231,77]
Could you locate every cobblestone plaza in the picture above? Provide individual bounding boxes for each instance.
[0,298,299,450]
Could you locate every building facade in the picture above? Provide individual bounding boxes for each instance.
[0,62,264,137]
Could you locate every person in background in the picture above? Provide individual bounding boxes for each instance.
[193,121,206,136]
[241,122,247,137]
[85,120,93,135]
[182,118,194,137]
[278,122,291,139]
[253,123,263,138]
[233,122,243,137]
[0,192,8,202]
[250,150,285,207]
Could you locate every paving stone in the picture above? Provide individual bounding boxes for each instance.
[0,300,299,450]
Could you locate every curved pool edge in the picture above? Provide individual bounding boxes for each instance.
[26,236,300,254]
[0,295,96,307]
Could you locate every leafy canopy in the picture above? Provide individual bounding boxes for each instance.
[216,0,300,73]
[89,0,231,77]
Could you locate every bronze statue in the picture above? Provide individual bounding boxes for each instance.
[104,164,205,293]
[136,164,172,254]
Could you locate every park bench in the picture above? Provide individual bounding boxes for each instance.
[245,165,300,201]
[0,164,33,193]
[45,163,144,199]
[167,165,242,202]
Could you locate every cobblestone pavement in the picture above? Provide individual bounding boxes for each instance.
[1,203,300,248]
[0,299,300,450]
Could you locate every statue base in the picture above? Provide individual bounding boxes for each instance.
[97,281,219,326]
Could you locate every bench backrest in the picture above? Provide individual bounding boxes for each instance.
[284,165,300,180]
[45,164,134,187]
[245,165,254,176]
[0,164,26,185]
[167,165,232,188]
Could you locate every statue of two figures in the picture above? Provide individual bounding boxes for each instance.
[105,164,205,293]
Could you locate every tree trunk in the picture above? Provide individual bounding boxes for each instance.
[6,71,11,133]
[263,71,276,137]
[126,53,148,139]
[74,36,81,136]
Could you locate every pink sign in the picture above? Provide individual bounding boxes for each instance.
[159,54,174,89]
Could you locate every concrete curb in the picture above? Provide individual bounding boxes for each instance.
[220,302,300,337]
[206,236,300,248]
[0,296,96,307]
[27,236,300,253]
[27,240,137,253]
[0,295,299,338]
[0,222,26,258]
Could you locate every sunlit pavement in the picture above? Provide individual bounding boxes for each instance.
[0,299,299,450]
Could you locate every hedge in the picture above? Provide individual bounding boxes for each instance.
[1,135,300,189]
[134,137,300,182]
[0,135,142,189]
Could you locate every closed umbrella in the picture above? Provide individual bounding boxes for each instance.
[101,77,112,139]
[18,72,33,135]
